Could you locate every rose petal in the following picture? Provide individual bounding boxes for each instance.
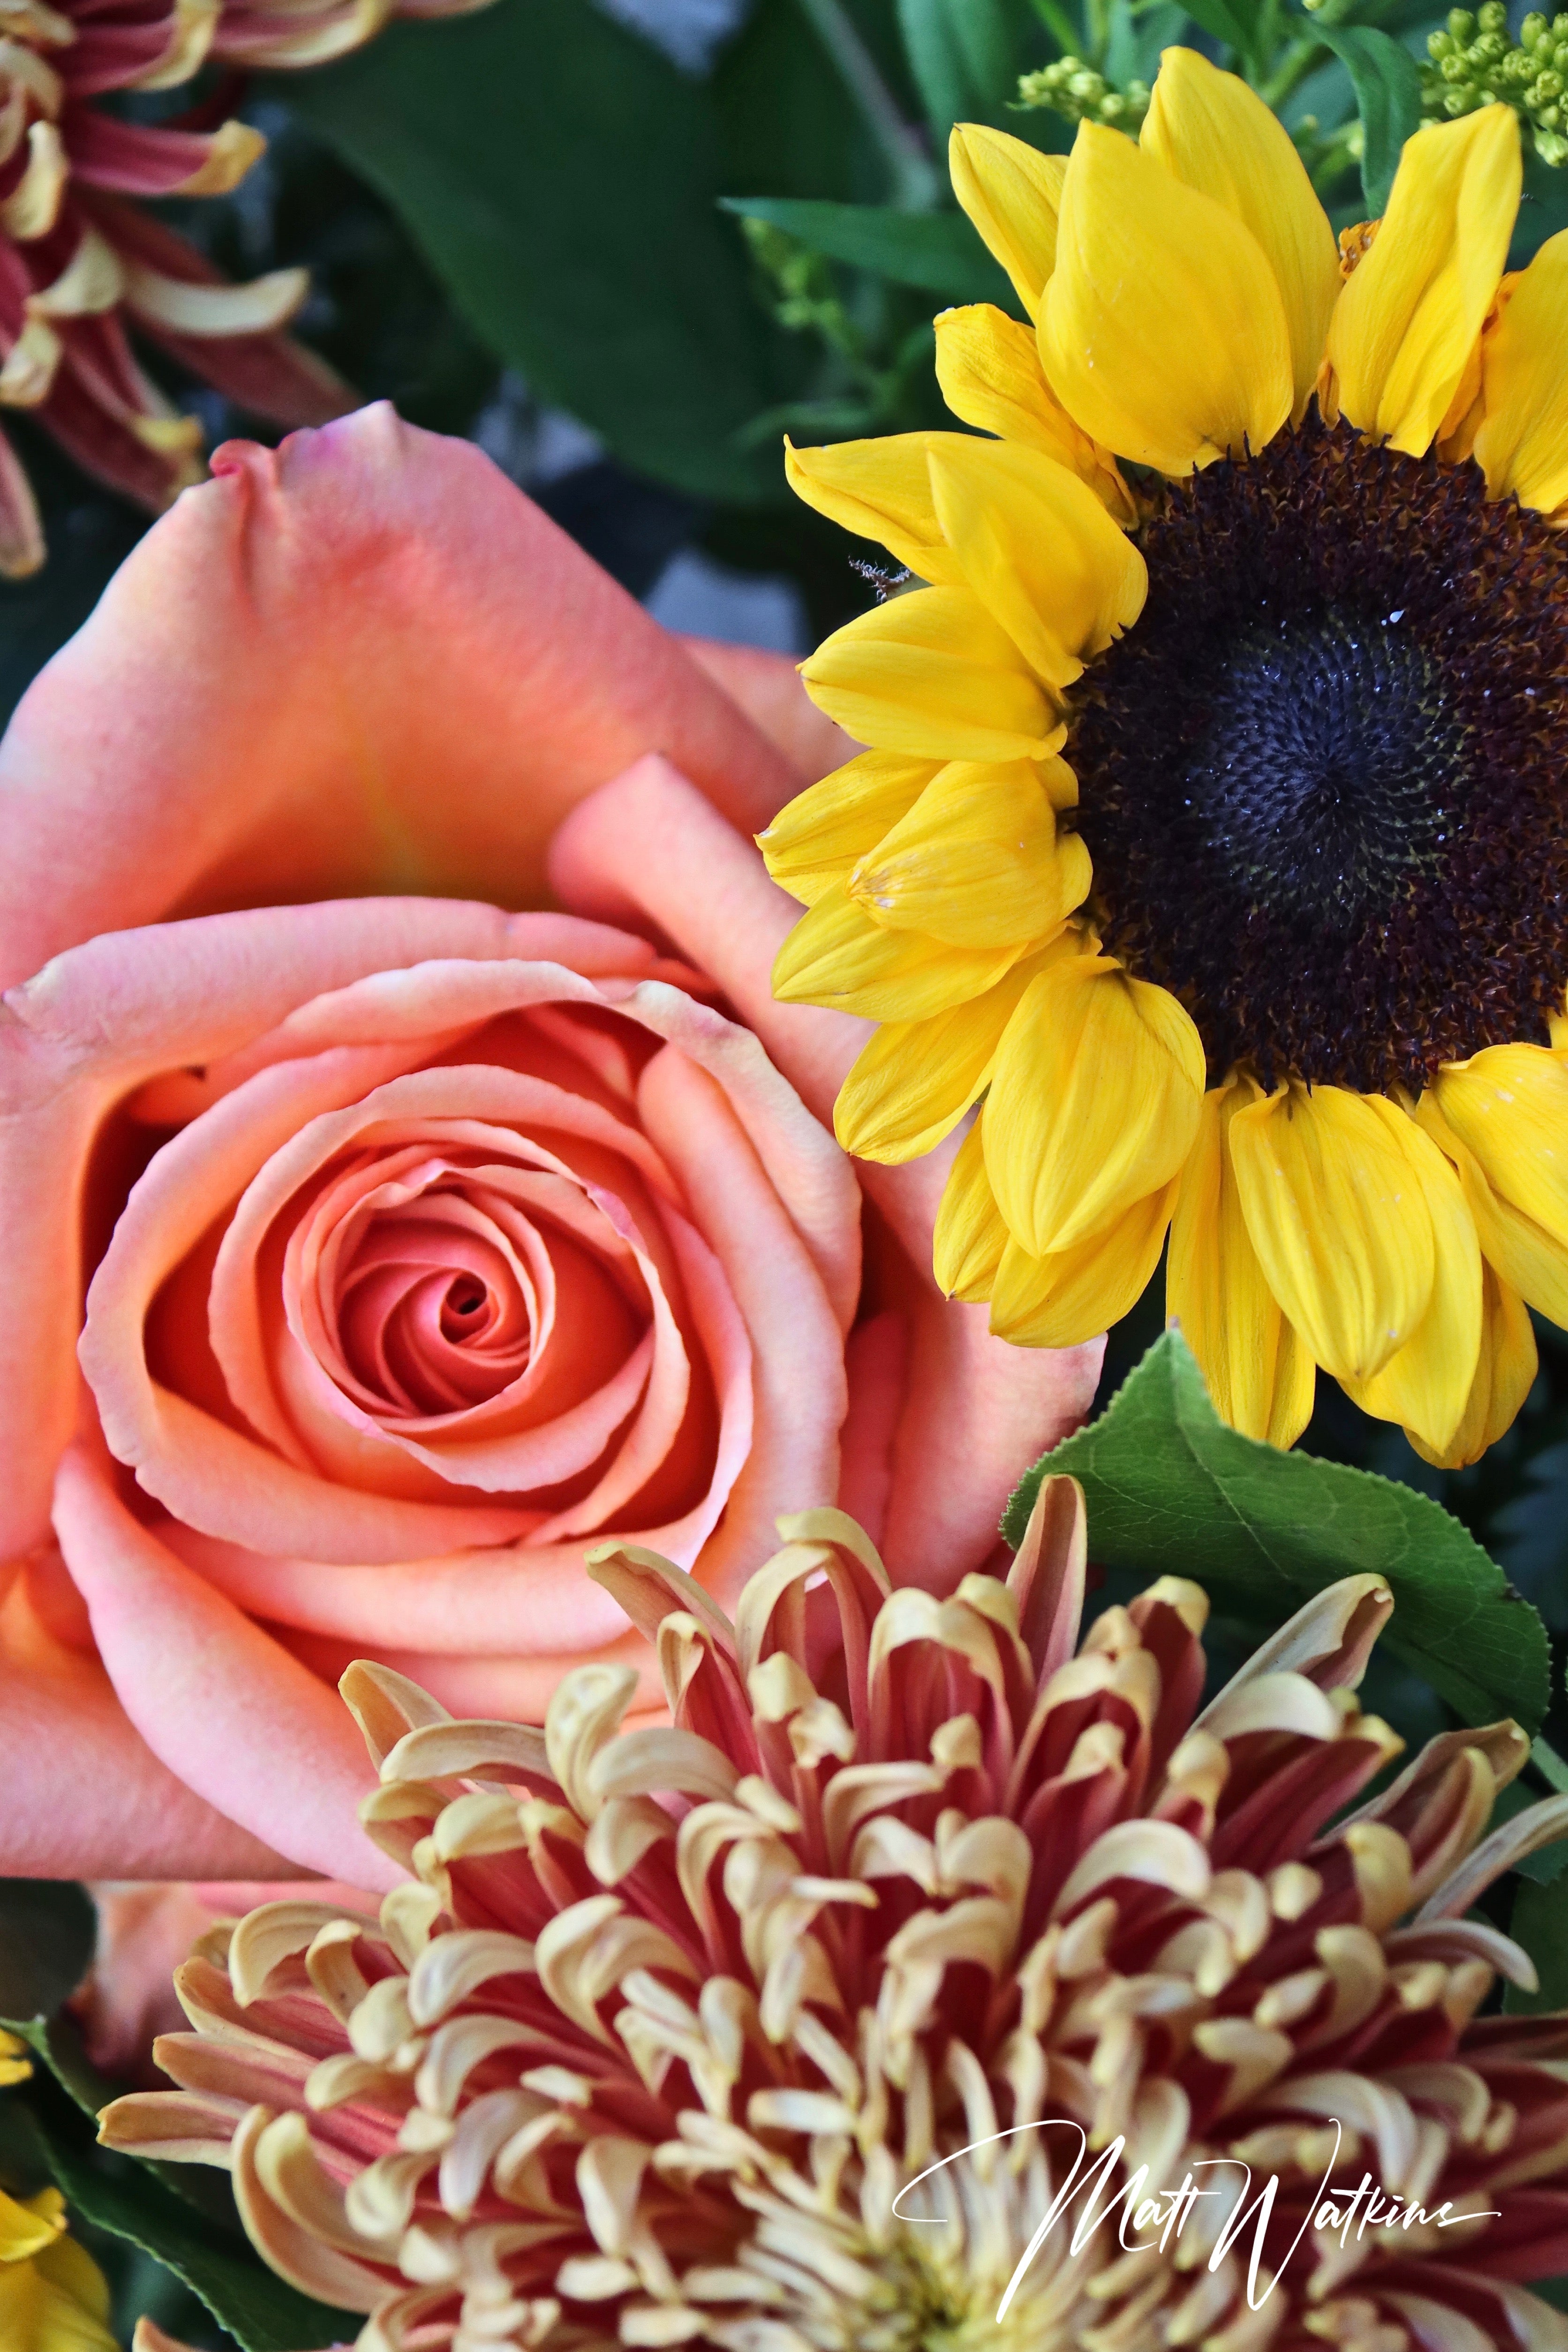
[0,405,801,988]
[837,1309,910,1550]
[0,1582,292,1881]
[52,1438,397,1888]
[605,975,862,1333]
[679,637,858,788]
[549,756,1102,1588]
[0,901,658,1556]
[630,1043,844,1610]
[277,1623,664,1720]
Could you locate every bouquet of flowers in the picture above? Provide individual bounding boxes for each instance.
[3,6,1568,2348]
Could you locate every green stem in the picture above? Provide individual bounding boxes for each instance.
[1259,33,1329,112]
[1533,1735,1568,1793]
[1031,0,1085,57]
[792,0,941,211]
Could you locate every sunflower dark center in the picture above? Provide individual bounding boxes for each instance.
[1068,416,1568,1091]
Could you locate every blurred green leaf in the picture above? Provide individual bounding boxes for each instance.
[712,0,881,206]
[1175,0,1254,59]
[1004,1331,1551,1733]
[0,1885,94,2022]
[1492,1780,1568,1883]
[1508,1876,1568,2011]
[274,0,801,503]
[1314,24,1424,215]
[897,0,1018,138]
[5,2016,346,2352]
[720,195,1010,297]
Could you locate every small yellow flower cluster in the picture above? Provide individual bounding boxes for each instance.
[1425,1,1568,162]
[1016,55,1151,131]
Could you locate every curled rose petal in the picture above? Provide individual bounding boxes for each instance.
[0,406,800,988]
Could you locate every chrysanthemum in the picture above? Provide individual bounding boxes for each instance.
[762,57,1568,1466]
[0,0,482,573]
[103,1483,1568,2351]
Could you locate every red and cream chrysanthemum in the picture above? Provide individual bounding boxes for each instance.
[0,0,483,572]
[104,1483,1568,2350]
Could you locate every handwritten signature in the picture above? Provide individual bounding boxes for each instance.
[890,2118,1500,2318]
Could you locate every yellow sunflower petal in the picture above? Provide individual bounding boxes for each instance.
[934,1114,1009,1300]
[1471,227,1568,515]
[799,585,1060,761]
[1167,1071,1315,1447]
[1338,1101,1482,1455]
[0,2232,116,2352]
[948,125,1066,323]
[784,434,966,585]
[984,955,1205,1257]
[772,881,1023,1021]
[990,1178,1177,1348]
[32,2238,112,2329]
[848,758,1091,948]
[1430,1044,1568,1243]
[1140,47,1340,423]
[0,2190,63,2266]
[758,750,938,907]
[932,303,1137,522]
[1039,120,1293,475]
[1408,1263,1536,1470]
[1417,1083,1568,1327]
[1325,105,1521,458]
[837,936,1083,1163]
[925,436,1147,690]
[1228,1082,1436,1385]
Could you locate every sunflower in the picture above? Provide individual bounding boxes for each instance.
[761,54,1568,1467]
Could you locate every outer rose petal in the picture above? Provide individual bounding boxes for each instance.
[679,638,859,788]
[53,1439,397,1889]
[0,1580,289,1880]
[548,757,1103,1590]
[0,404,802,989]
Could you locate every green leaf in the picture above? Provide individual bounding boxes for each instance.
[1491,1782,1568,1884]
[1003,1331,1551,1733]
[273,0,801,504]
[719,196,1010,299]
[712,0,876,208]
[1508,1877,1568,2011]
[0,1884,94,2022]
[897,0,1018,139]
[1313,25,1424,216]
[1177,0,1255,59]
[5,2016,347,2352]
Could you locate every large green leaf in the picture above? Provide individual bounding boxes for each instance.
[5,2016,346,2352]
[1313,25,1424,216]
[719,195,1010,299]
[711,0,879,208]
[273,0,800,504]
[1003,1331,1551,1733]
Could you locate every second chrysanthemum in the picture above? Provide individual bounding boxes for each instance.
[762,51,1568,1469]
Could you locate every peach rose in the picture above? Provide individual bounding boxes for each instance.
[0,407,1099,1893]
